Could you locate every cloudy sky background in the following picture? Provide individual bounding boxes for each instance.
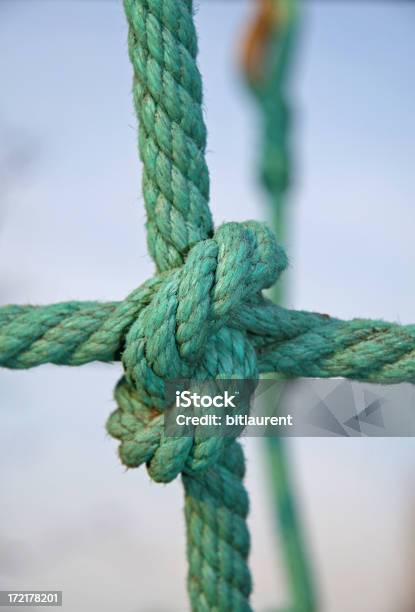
[1,1,415,611]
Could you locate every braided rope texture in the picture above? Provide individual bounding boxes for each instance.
[0,1,414,611]
[2,300,415,384]
[183,442,251,612]
[120,5,265,602]
[126,0,213,271]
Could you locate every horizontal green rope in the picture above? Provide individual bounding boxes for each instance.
[1,298,414,385]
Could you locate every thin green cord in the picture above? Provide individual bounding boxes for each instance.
[243,1,317,610]
[266,258,316,612]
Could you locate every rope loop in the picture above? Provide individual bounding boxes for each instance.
[107,221,287,482]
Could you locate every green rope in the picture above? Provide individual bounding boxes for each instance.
[127,0,213,271]
[242,1,316,610]
[183,441,251,611]
[1,299,415,381]
[1,1,414,610]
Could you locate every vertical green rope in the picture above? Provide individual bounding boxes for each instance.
[242,1,317,610]
[126,0,213,273]
[183,442,252,612]
[125,1,253,609]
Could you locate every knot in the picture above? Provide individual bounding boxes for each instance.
[107,221,287,482]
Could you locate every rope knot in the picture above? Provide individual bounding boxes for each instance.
[107,221,287,482]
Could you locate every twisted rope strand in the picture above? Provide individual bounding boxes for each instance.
[126,0,213,272]
[123,2,257,607]
[2,299,415,385]
[183,442,252,612]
